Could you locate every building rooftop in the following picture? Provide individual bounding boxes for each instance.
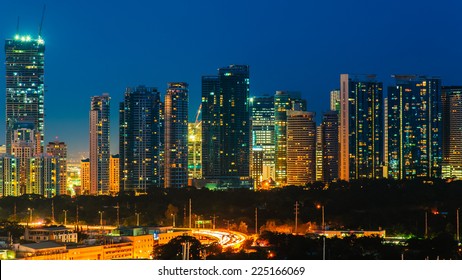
[20,241,65,250]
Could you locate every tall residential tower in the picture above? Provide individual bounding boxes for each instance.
[5,35,45,154]
[119,86,162,193]
[164,82,189,188]
[387,75,441,179]
[339,74,384,181]
[201,65,251,188]
[89,94,110,195]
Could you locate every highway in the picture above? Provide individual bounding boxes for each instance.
[192,229,248,249]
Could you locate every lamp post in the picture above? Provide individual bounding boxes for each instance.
[317,204,325,260]
[457,208,460,242]
[171,213,176,228]
[98,211,104,230]
[27,208,33,224]
[63,210,68,226]
[135,212,140,227]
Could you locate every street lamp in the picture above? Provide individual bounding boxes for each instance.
[135,212,140,227]
[171,213,176,227]
[457,208,460,242]
[317,204,325,260]
[98,211,104,229]
[27,208,33,224]
[63,210,68,226]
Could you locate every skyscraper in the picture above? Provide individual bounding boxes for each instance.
[5,35,45,154]
[89,94,110,195]
[201,76,220,178]
[188,122,202,182]
[11,122,36,194]
[442,86,461,179]
[315,125,323,182]
[330,89,340,112]
[29,154,60,198]
[201,65,251,188]
[164,82,189,188]
[119,86,162,193]
[80,158,90,195]
[274,91,307,186]
[46,140,67,195]
[387,75,441,179]
[321,111,339,183]
[0,154,19,197]
[286,111,316,186]
[109,154,120,195]
[339,74,384,181]
[250,95,275,185]
[218,65,250,179]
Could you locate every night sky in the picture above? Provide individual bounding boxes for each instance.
[1,0,461,160]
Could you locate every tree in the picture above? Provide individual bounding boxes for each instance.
[154,235,202,260]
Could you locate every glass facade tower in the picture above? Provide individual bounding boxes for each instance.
[164,82,189,188]
[339,74,384,181]
[5,35,45,154]
[387,75,441,179]
[119,86,162,193]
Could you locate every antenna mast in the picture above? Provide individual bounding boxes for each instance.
[38,5,46,37]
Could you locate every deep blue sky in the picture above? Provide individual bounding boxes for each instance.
[1,0,462,160]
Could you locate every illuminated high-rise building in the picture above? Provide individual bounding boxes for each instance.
[441,86,461,179]
[164,82,188,188]
[0,154,19,197]
[387,75,441,179]
[286,111,316,186]
[201,65,251,188]
[5,34,45,154]
[274,91,307,186]
[330,89,340,112]
[188,122,202,182]
[29,153,60,198]
[46,140,67,195]
[321,111,339,183]
[201,76,220,178]
[89,94,110,195]
[315,125,323,182]
[80,158,90,195]
[11,122,36,194]
[109,154,120,195]
[250,95,275,186]
[119,86,162,193]
[339,74,384,181]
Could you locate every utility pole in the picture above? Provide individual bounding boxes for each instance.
[135,212,140,227]
[171,213,176,227]
[76,204,79,225]
[115,202,120,227]
[317,204,325,260]
[63,210,68,226]
[99,211,104,231]
[189,199,192,229]
[212,214,216,230]
[255,208,258,235]
[28,208,33,224]
[13,203,16,221]
[294,201,299,234]
[51,200,55,223]
[425,211,428,238]
[457,208,460,242]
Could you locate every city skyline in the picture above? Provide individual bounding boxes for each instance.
[1,1,462,159]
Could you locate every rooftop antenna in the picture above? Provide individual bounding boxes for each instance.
[38,5,46,37]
